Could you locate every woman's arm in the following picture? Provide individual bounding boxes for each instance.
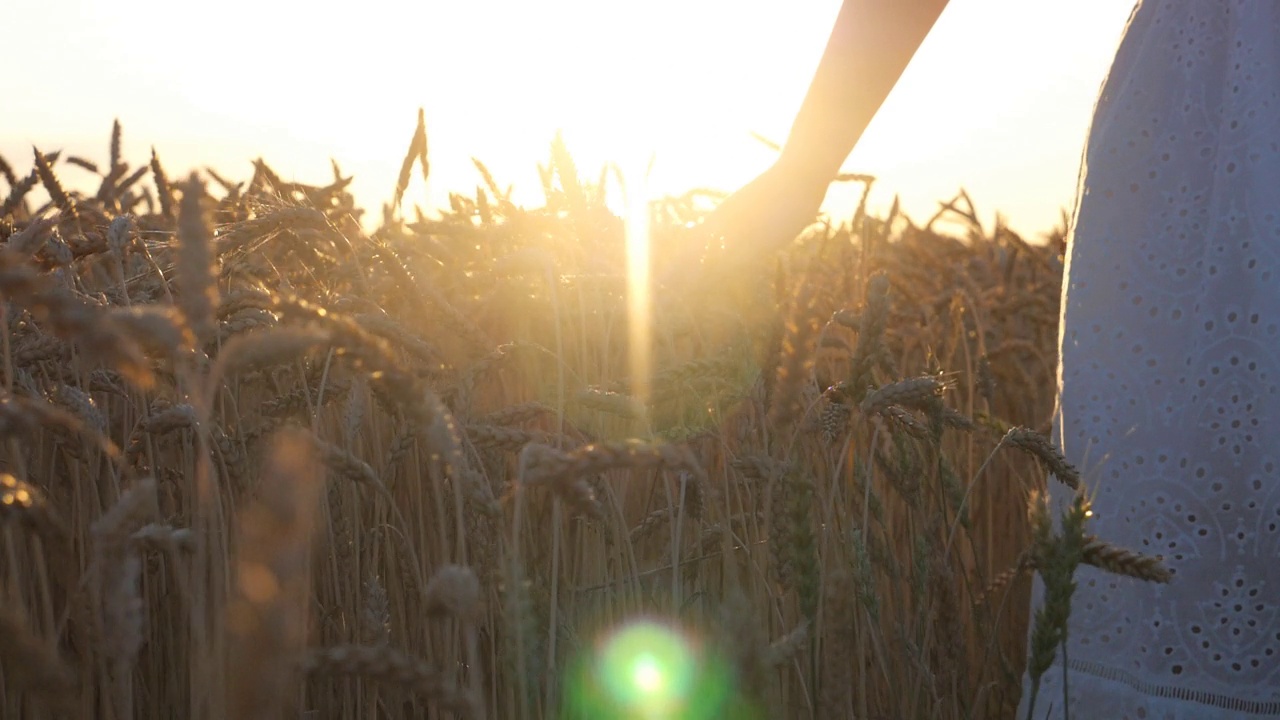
[780,0,950,184]
[672,0,949,282]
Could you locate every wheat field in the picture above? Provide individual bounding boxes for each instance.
[0,114,1169,719]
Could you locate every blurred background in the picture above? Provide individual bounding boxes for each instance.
[3,0,1133,237]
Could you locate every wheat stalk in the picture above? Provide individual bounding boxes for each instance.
[1002,426,1082,490]
[176,174,220,345]
[227,430,324,720]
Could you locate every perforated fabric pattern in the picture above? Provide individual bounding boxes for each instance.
[1019,1,1280,718]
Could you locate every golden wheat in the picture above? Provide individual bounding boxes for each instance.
[0,117,1158,720]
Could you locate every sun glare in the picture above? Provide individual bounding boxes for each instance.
[625,162,653,411]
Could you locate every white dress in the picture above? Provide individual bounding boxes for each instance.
[1020,2,1280,718]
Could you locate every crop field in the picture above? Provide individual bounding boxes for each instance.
[0,115,1168,719]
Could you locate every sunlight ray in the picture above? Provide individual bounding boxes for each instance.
[625,161,653,411]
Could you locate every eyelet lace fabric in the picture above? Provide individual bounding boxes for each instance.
[1018,2,1280,718]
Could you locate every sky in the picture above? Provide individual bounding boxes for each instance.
[3,1,1136,238]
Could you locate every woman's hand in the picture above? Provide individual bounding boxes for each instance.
[660,0,950,283]
[657,160,831,292]
[701,159,831,267]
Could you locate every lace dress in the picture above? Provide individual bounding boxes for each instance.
[1019,2,1280,718]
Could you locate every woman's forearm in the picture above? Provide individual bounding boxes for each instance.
[780,0,949,182]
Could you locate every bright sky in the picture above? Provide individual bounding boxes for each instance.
[3,1,1134,238]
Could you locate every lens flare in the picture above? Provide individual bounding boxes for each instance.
[564,620,740,719]
[603,625,690,716]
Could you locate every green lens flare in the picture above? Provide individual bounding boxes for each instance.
[564,620,741,720]
[602,627,690,715]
